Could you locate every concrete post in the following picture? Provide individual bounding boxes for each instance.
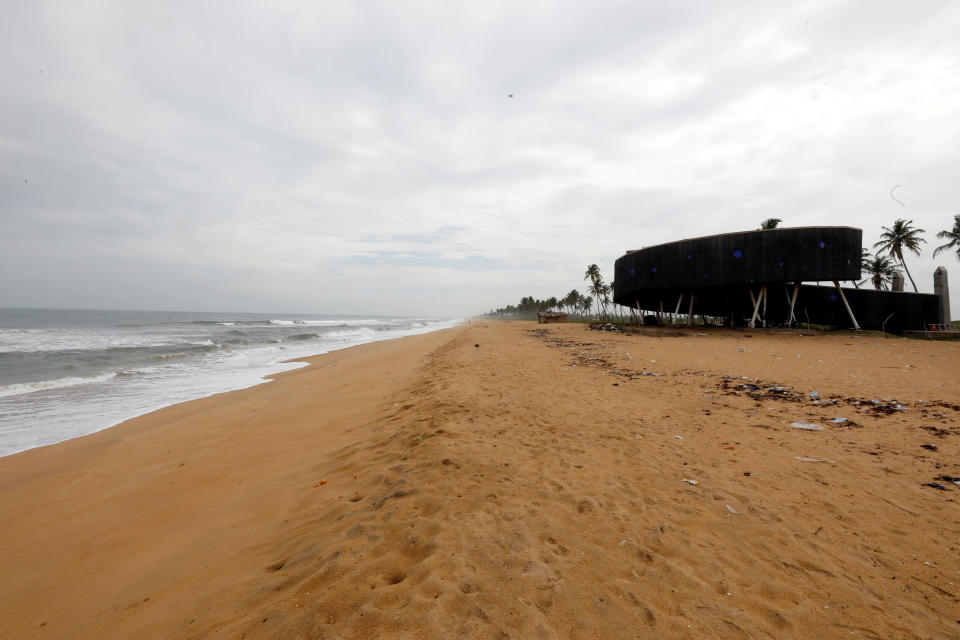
[934,267,950,325]
[892,272,904,292]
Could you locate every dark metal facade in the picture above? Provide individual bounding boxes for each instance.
[614,227,861,296]
[613,227,942,332]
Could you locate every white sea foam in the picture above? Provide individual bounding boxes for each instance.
[0,314,462,457]
[0,373,118,398]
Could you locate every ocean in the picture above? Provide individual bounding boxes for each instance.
[0,308,460,457]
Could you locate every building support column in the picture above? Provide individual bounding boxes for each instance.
[687,291,695,326]
[787,283,801,325]
[833,280,860,330]
[748,286,766,328]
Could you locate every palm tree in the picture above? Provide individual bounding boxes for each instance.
[584,264,610,319]
[760,218,782,229]
[874,219,926,292]
[853,248,872,288]
[933,213,960,261]
[563,289,580,316]
[862,253,899,290]
[584,264,600,285]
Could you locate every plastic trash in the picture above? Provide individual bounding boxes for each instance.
[795,456,827,463]
[830,417,848,424]
[809,391,819,398]
[921,444,937,451]
[681,478,698,485]
[675,435,683,440]
[725,504,739,514]
[791,421,824,431]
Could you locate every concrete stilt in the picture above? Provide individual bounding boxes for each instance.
[833,281,860,330]
[748,286,765,328]
[787,283,801,325]
[892,272,905,292]
[934,267,950,325]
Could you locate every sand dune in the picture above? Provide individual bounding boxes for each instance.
[1,321,958,639]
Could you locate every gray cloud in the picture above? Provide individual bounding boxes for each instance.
[2,0,959,317]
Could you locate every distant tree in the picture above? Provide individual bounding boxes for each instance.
[933,213,960,262]
[874,219,926,292]
[760,218,782,229]
[853,248,872,288]
[579,295,593,319]
[863,253,899,291]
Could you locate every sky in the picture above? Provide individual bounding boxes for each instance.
[2,0,959,318]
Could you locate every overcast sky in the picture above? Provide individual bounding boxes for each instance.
[2,0,959,318]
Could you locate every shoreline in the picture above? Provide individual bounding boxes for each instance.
[0,317,462,459]
[1,321,958,638]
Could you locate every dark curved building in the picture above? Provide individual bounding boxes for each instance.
[613,227,944,332]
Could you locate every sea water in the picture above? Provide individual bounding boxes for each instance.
[0,308,460,457]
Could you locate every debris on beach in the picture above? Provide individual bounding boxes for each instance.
[920,444,937,451]
[795,456,834,463]
[725,504,739,514]
[719,377,906,418]
[791,421,824,431]
[681,478,698,485]
[588,322,622,332]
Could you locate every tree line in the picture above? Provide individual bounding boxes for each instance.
[483,265,614,320]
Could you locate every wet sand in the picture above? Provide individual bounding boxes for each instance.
[1,321,958,639]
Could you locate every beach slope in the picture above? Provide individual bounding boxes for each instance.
[1,322,958,639]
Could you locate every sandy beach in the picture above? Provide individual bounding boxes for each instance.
[1,321,958,639]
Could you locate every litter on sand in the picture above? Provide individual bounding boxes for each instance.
[795,456,834,463]
[791,421,824,431]
[725,504,739,514]
[681,478,698,485]
[830,417,848,424]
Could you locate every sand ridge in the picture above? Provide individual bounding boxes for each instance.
[1,321,958,638]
